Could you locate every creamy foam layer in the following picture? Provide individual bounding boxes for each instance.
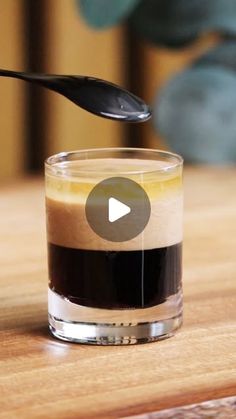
[46,158,183,250]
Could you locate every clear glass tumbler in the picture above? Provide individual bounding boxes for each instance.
[45,148,183,345]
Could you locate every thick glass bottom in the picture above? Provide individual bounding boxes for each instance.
[48,288,183,345]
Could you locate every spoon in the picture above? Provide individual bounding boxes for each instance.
[0,69,151,122]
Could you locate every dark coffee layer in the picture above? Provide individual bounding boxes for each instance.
[48,243,182,309]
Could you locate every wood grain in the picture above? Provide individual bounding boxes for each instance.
[0,167,236,419]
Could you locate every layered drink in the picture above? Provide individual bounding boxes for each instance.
[45,148,183,344]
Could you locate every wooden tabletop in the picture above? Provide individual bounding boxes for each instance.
[1,167,236,419]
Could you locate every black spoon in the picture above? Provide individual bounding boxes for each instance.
[0,69,151,122]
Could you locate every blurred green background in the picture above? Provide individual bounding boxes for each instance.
[1,0,236,180]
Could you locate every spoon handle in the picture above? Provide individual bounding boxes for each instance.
[0,68,62,82]
[0,69,33,81]
[0,68,88,90]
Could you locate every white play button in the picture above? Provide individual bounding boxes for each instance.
[85,177,151,242]
[108,197,131,223]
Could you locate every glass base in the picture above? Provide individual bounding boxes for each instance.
[48,288,183,345]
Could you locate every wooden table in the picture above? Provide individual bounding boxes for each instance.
[1,167,236,419]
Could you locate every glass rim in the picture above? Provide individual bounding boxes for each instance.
[45,147,183,176]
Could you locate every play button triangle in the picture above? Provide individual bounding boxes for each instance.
[108,197,131,223]
[85,176,151,242]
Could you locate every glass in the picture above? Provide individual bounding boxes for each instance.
[45,148,183,345]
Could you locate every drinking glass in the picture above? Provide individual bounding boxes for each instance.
[45,148,183,345]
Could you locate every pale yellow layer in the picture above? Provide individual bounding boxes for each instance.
[46,158,182,203]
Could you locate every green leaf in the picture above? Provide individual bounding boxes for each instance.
[154,67,236,163]
[77,0,140,29]
[194,41,236,73]
[129,0,236,48]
